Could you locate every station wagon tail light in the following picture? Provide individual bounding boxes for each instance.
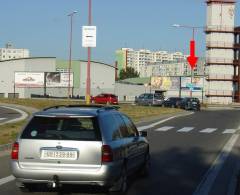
[11,142,19,160]
[102,145,113,162]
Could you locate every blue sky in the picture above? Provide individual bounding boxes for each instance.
[0,0,239,64]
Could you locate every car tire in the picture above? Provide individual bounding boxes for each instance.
[19,184,36,193]
[109,166,128,195]
[140,153,150,177]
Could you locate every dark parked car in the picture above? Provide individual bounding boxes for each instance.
[91,93,118,105]
[135,93,164,106]
[11,105,149,194]
[162,97,183,108]
[179,97,201,111]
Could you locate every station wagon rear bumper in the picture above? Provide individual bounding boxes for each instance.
[11,161,122,187]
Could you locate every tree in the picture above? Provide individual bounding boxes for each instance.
[119,67,140,80]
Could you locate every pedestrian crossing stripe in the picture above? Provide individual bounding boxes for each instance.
[0,118,6,121]
[152,126,238,134]
[222,129,236,134]
[200,128,217,133]
[155,126,174,131]
[177,127,194,132]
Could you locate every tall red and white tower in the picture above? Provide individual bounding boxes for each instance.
[205,0,236,104]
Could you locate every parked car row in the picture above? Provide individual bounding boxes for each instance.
[135,93,164,106]
[89,93,201,111]
[135,93,201,111]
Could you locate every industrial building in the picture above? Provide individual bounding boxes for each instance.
[0,57,116,98]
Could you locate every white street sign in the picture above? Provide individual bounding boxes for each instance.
[82,26,97,48]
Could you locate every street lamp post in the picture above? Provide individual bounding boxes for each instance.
[67,11,77,99]
[172,24,202,97]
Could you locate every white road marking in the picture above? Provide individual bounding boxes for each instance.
[0,106,28,125]
[193,134,239,195]
[0,118,6,121]
[222,129,236,134]
[155,126,174,132]
[200,128,217,133]
[177,127,194,133]
[137,112,194,131]
[0,175,15,186]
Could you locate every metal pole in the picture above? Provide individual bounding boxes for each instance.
[68,13,74,99]
[44,73,46,97]
[179,76,182,98]
[13,83,15,98]
[192,28,195,40]
[190,69,193,97]
[190,27,195,98]
[66,11,77,99]
[86,0,92,104]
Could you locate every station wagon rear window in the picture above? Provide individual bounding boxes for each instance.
[21,116,101,141]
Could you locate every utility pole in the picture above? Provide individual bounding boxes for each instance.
[86,0,92,104]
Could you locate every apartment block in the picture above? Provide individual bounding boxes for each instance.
[0,43,30,61]
[115,48,187,77]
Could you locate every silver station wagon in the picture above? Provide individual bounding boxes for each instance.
[10,105,149,194]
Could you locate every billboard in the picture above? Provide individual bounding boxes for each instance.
[46,72,73,87]
[151,77,180,90]
[181,77,203,91]
[15,72,44,88]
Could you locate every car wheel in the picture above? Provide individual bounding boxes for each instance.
[140,153,150,177]
[109,166,128,194]
[19,183,36,193]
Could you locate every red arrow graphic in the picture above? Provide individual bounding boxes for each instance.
[187,40,198,70]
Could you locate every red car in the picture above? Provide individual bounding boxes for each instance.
[91,93,118,105]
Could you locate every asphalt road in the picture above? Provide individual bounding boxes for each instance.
[0,106,22,124]
[0,109,240,195]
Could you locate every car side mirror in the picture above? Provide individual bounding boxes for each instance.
[140,131,148,137]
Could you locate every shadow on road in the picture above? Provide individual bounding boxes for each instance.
[13,146,240,195]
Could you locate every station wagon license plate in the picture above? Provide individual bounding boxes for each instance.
[41,150,78,160]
